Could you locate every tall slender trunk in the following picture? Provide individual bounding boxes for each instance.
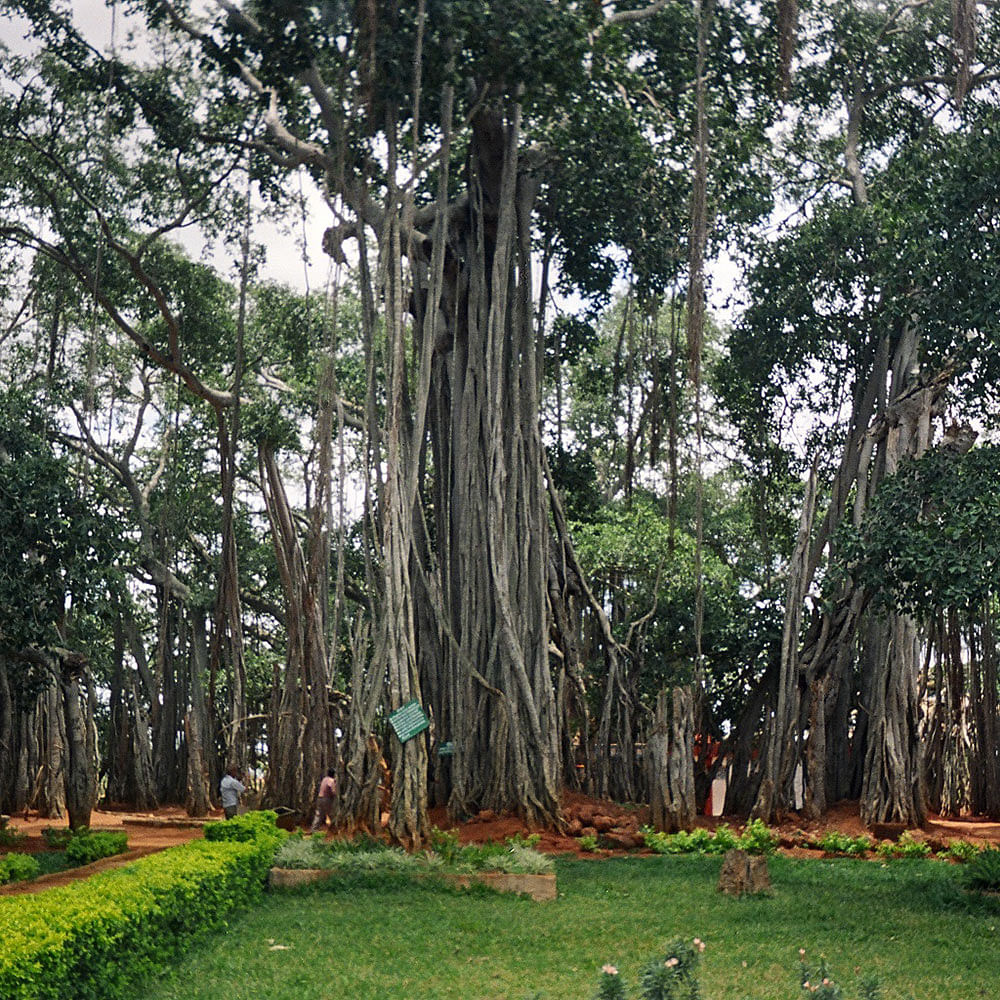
[185,613,213,816]
[0,656,13,813]
[61,656,97,830]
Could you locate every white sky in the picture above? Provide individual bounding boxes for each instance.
[0,0,331,294]
[0,0,740,316]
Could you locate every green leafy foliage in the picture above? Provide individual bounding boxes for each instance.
[637,936,704,1000]
[836,446,1000,621]
[0,826,27,849]
[41,827,74,849]
[203,810,284,846]
[943,840,980,864]
[0,852,40,884]
[874,832,931,860]
[62,830,128,867]
[641,821,775,857]
[0,389,122,655]
[810,832,873,857]
[963,847,1000,892]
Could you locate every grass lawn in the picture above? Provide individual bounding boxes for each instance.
[143,854,1000,1000]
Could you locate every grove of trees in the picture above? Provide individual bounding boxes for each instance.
[1,0,999,842]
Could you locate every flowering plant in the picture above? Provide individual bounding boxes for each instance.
[592,938,705,1000]
[798,948,880,1000]
[637,936,704,1000]
[595,963,627,1000]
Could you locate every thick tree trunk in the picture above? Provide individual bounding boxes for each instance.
[152,595,187,804]
[648,686,696,832]
[860,615,926,827]
[14,703,34,814]
[722,657,777,815]
[259,443,334,817]
[434,109,560,828]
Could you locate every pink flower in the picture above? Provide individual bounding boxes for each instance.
[799,948,806,958]
[665,957,679,968]
[822,979,831,986]
[693,937,706,952]
[601,965,618,976]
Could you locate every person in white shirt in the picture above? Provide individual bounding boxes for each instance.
[220,765,246,819]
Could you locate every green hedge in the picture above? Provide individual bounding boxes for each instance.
[203,809,281,844]
[63,830,129,867]
[0,852,40,884]
[0,816,282,1000]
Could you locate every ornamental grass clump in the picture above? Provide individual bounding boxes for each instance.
[273,835,330,870]
[963,846,1000,891]
[273,829,551,876]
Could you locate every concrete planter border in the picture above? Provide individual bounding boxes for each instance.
[268,866,556,901]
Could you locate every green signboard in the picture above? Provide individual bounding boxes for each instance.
[388,700,430,743]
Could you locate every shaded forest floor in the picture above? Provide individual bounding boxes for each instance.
[4,793,1000,896]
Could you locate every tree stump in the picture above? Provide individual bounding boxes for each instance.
[717,849,771,896]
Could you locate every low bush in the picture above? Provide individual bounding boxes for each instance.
[0,817,282,1000]
[0,852,40,884]
[203,809,283,845]
[943,839,980,863]
[641,820,777,857]
[874,831,931,860]
[594,936,705,1000]
[0,825,27,849]
[273,829,552,877]
[41,827,74,850]
[963,846,1000,891]
[810,832,874,857]
[63,830,129,867]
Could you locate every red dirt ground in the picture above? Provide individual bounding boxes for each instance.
[4,795,1000,896]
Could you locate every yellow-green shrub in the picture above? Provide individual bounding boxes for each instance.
[0,833,277,1000]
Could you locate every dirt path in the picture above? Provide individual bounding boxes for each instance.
[3,796,999,896]
[0,806,215,895]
